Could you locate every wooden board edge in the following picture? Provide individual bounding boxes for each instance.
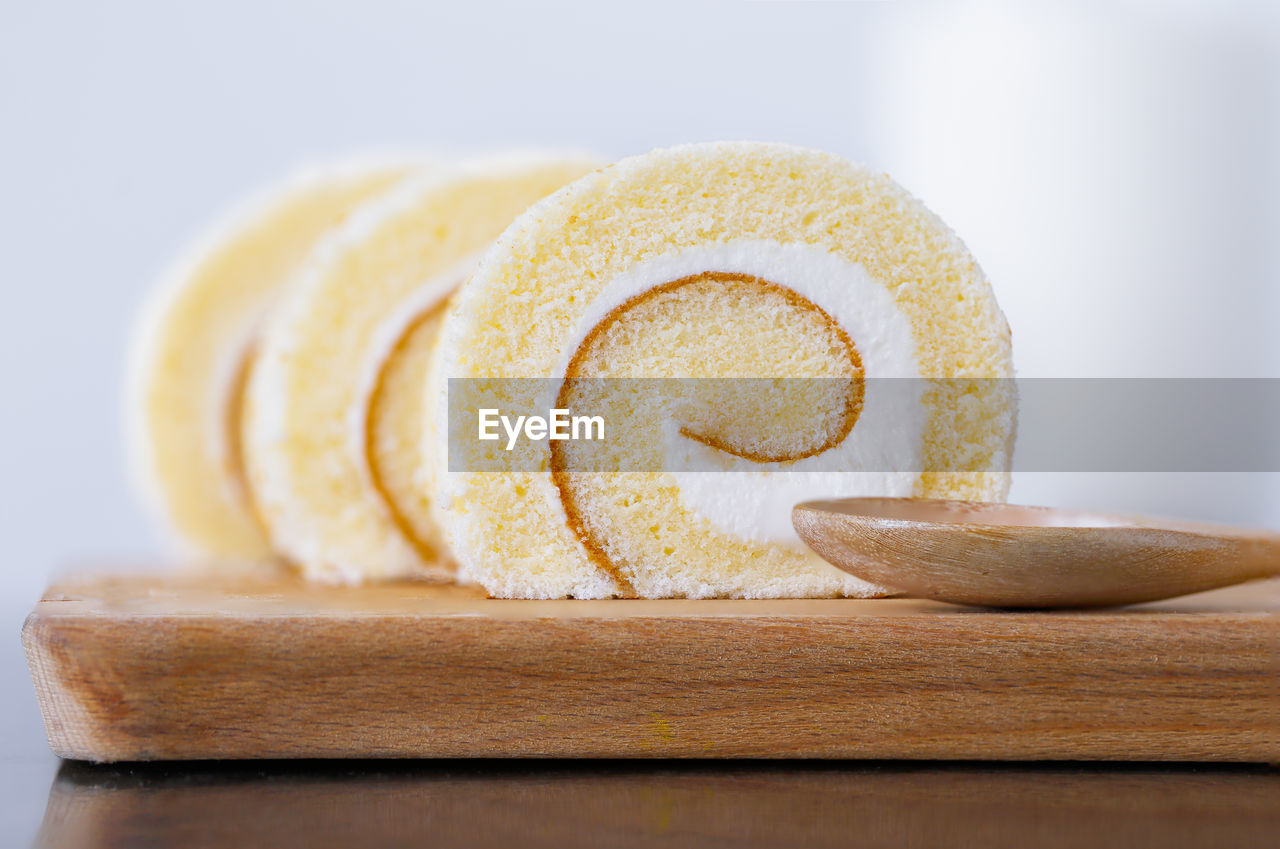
[23,614,99,761]
[22,606,1280,763]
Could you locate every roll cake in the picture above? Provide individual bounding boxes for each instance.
[432,142,1016,599]
[242,154,601,583]
[129,157,418,561]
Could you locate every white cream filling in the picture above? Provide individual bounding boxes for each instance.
[347,254,477,494]
[557,240,925,548]
[205,320,262,507]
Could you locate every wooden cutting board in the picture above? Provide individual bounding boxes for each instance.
[23,571,1280,763]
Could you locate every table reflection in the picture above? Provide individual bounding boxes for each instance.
[37,760,1279,848]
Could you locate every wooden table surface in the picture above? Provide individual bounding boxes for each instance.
[35,760,1280,849]
[23,570,1280,763]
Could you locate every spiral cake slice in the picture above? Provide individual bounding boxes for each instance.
[433,142,1016,599]
[243,154,601,583]
[129,157,419,561]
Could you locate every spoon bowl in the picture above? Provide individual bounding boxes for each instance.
[792,498,1280,608]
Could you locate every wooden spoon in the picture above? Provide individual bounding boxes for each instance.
[793,498,1280,608]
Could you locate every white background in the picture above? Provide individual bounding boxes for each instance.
[1,0,1278,828]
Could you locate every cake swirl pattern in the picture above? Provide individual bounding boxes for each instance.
[433,142,1016,598]
[552,270,868,595]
